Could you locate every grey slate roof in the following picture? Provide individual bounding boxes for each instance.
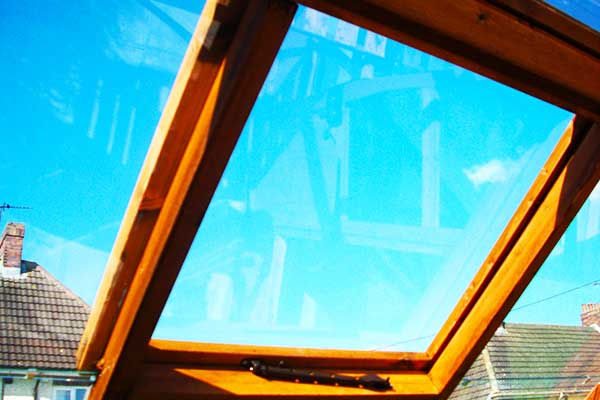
[0,261,90,370]
[449,352,493,400]
[450,323,600,399]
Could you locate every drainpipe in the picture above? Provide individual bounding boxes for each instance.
[33,379,39,400]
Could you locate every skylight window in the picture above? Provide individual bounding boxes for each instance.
[153,6,572,352]
[74,0,600,398]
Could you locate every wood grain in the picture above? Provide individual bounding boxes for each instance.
[489,0,600,58]
[128,363,439,399]
[586,385,600,400]
[147,340,431,371]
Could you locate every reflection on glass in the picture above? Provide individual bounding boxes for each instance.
[1,0,204,304]
[507,183,600,326]
[450,183,600,399]
[54,388,88,400]
[545,0,600,32]
[154,6,572,351]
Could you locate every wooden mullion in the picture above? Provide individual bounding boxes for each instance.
[85,1,297,398]
[296,0,600,121]
[429,120,600,399]
[146,339,431,371]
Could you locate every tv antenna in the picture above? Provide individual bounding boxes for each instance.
[0,203,32,224]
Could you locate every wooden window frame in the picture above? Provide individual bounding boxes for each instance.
[76,0,600,398]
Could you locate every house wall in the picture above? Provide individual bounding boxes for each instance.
[1,379,54,400]
[1,379,87,400]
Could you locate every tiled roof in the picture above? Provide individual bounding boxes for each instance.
[449,353,493,400]
[450,323,600,399]
[0,261,90,370]
[490,323,600,396]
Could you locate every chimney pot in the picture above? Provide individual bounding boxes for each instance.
[581,303,600,327]
[0,223,25,278]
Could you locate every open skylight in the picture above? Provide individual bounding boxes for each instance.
[153,6,572,352]
[75,0,600,398]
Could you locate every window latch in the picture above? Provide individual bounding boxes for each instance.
[241,359,393,392]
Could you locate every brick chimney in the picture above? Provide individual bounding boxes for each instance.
[581,303,600,327]
[0,223,25,278]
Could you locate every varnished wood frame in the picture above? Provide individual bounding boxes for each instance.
[586,385,600,400]
[77,0,600,398]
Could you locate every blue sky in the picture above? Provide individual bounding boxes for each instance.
[2,0,600,352]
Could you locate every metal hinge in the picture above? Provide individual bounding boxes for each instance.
[241,359,393,391]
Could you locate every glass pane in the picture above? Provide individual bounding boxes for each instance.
[507,183,600,326]
[55,390,71,400]
[153,5,572,351]
[544,0,600,32]
[75,388,88,400]
[450,182,600,398]
[1,1,204,305]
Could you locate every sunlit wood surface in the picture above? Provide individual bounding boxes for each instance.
[147,340,431,370]
[586,385,600,400]
[128,364,439,399]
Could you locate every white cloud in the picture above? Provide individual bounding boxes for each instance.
[463,159,520,187]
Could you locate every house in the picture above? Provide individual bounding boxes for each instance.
[0,223,95,400]
[450,306,600,400]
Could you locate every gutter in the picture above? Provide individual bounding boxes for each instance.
[488,388,593,399]
[0,367,96,383]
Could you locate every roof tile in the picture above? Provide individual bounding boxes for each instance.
[0,262,90,370]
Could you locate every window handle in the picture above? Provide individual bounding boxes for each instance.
[241,359,393,392]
